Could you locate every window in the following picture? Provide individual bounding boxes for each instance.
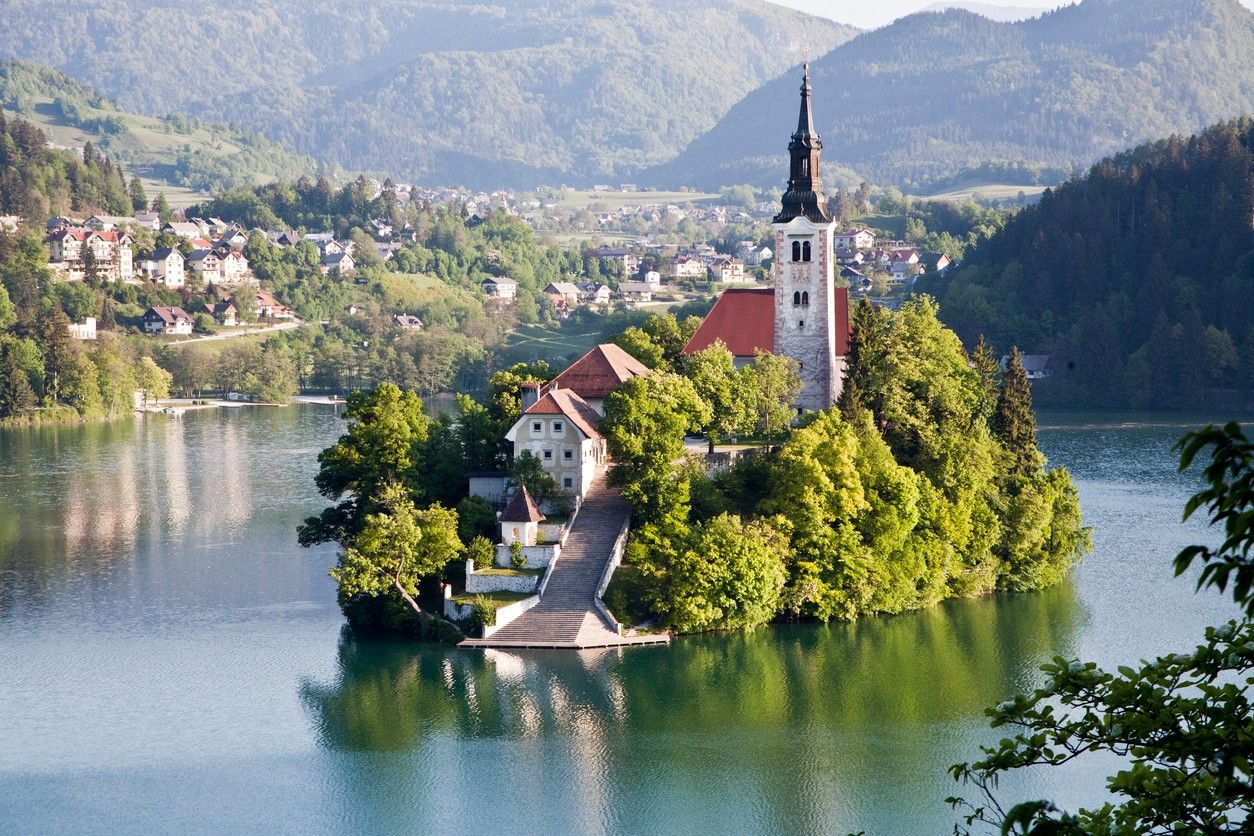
[793,291,801,306]
[798,319,805,329]
[563,449,573,460]
[552,420,564,435]
[802,241,811,262]
[563,477,573,489]
[531,421,542,433]
[543,450,553,460]
[791,241,801,261]
[801,291,809,306]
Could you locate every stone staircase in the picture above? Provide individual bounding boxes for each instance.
[461,473,666,649]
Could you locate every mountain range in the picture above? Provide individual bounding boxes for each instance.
[0,0,854,189]
[653,0,1254,191]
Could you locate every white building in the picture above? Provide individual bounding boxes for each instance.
[143,247,185,287]
[504,389,607,500]
[482,276,518,299]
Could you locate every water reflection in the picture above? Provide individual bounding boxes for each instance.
[300,584,1082,831]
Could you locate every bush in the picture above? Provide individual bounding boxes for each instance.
[509,539,526,570]
[466,535,494,570]
[469,595,495,636]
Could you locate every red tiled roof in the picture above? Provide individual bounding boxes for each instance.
[682,288,775,357]
[525,389,602,440]
[500,484,545,523]
[543,343,650,400]
[681,287,850,358]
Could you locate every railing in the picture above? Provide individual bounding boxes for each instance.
[593,514,632,636]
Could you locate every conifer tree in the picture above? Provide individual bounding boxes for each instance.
[98,295,116,331]
[993,347,1039,476]
[971,334,1000,424]
[128,176,147,213]
[37,303,75,404]
[0,349,37,418]
[151,193,172,225]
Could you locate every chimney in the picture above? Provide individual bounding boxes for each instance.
[520,381,541,411]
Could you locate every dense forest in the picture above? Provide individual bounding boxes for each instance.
[922,118,1254,408]
[656,0,1254,192]
[0,0,853,188]
[600,301,1088,631]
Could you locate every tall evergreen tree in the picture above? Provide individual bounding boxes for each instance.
[128,176,147,213]
[993,347,1039,476]
[151,192,172,225]
[37,303,75,404]
[98,295,116,331]
[971,334,1000,424]
[0,346,37,417]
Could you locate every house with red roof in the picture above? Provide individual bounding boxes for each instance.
[540,343,651,415]
[504,388,608,500]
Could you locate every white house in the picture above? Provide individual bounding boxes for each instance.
[482,276,517,299]
[67,317,97,340]
[504,389,607,500]
[143,306,193,335]
[834,228,876,250]
[672,255,707,279]
[617,281,654,304]
[187,249,222,284]
[144,247,185,287]
[708,257,748,284]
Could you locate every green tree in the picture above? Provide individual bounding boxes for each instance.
[971,334,1000,425]
[37,302,76,403]
[994,347,1041,477]
[330,482,459,617]
[743,351,801,441]
[602,373,710,525]
[0,344,38,418]
[951,422,1254,834]
[684,342,752,449]
[0,282,15,331]
[151,193,172,225]
[509,451,560,507]
[135,356,172,407]
[664,513,788,633]
[298,383,430,547]
[128,175,147,213]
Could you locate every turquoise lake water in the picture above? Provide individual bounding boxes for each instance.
[0,406,1243,834]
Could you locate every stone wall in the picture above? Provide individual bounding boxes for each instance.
[494,543,560,568]
[466,568,540,595]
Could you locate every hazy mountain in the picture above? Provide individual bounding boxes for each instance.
[652,0,1254,192]
[921,2,1051,22]
[0,0,855,188]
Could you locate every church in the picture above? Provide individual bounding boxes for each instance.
[682,65,849,411]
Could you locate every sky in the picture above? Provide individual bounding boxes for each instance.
[770,0,1254,30]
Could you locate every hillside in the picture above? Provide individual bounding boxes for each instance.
[0,0,855,189]
[920,118,1254,408]
[0,60,318,205]
[652,0,1254,191]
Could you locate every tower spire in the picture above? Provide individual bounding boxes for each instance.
[774,63,830,224]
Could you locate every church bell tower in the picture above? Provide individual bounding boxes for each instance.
[772,64,843,411]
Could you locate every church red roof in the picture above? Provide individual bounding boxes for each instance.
[543,343,650,400]
[681,287,849,358]
[682,288,775,357]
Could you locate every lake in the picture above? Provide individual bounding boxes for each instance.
[0,406,1243,834]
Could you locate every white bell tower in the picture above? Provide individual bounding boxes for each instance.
[772,64,842,411]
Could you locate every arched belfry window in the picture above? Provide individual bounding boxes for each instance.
[793,291,801,306]
[800,159,809,177]
[791,241,801,262]
[801,291,809,306]
[802,241,812,262]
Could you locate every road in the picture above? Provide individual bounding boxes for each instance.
[164,320,306,346]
